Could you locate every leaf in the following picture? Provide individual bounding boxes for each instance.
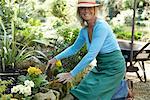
[0,85,7,93]
[34,50,48,59]
[32,39,50,46]
[17,75,27,84]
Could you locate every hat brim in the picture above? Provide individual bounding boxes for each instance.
[77,4,100,7]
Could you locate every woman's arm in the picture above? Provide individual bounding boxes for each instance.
[55,30,85,60]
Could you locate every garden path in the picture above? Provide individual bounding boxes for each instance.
[126,61,150,100]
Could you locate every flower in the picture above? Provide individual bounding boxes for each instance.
[11,85,24,94]
[11,82,33,97]
[16,85,25,94]
[15,66,48,98]
[27,66,42,75]
[23,86,32,96]
[11,86,19,93]
[56,60,62,68]
[24,80,34,87]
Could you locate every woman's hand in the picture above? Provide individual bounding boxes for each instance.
[46,58,57,71]
[56,72,73,84]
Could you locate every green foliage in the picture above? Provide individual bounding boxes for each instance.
[107,0,123,19]
[0,94,12,100]
[0,79,12,94]
[17,72,49,94]
[0,1,14,35]
[46,26,81,59]
[0,18,47,70]
[113,25,143,40]
[0,79,13,99]
[28,18,41,26]
[0,1,49,70]
[123,0,134,9]
[52,18,65,28]
[52,67,65,77]
[53,26,87,71]
[51,0,69,23]
[57,26,80,44]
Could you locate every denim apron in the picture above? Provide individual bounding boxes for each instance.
[70,50,126,100]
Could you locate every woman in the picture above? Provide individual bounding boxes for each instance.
[47,0,126,99]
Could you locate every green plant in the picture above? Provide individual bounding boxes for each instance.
[17,67,49,95]
[54,26,87,71]
[51,0,69,23]
[0,0,50,71]
[0,79,12,93]
[112,25,143,40]
[0,16,48,71]
[123,0,134,9]
[108,0,123,20]
[0,79,13,99]
[11,80,34,99]
[57,26,80,44]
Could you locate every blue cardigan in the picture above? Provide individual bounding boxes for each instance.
[55,19,120,77]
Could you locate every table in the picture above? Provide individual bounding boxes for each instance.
[118,39,150,82]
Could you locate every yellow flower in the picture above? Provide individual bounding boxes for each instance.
[27,66,42,75]
[55,60,62,68]
[34,67,42,75]
[27,67,36,75]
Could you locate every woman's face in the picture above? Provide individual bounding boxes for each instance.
[78,7,95,21]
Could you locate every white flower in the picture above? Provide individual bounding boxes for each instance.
[24,80,34,87]
[11,86,19,93]
[23,86,32,96]
[11,83,33,96]
[16,85,25,94]
[24,80,30,86]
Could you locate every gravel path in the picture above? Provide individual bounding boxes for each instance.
[126,61,150,100]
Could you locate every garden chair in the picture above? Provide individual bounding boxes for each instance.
[118,39,150,82]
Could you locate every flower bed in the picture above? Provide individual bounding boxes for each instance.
[0,66,62,100]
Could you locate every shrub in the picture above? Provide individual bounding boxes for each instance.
[113,25,143,40]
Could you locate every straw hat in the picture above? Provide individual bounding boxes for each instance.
[77,0,100,7]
